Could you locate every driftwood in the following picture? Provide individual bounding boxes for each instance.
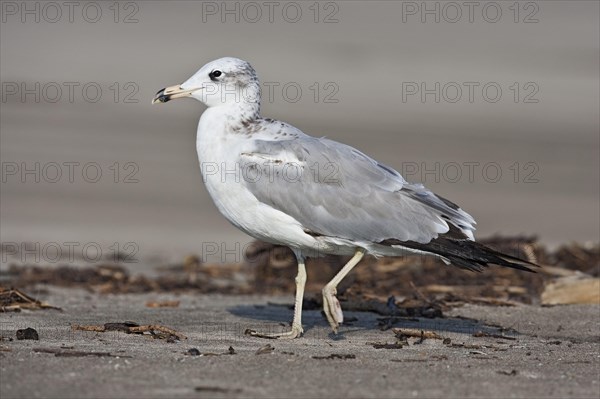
[541,276,600,305]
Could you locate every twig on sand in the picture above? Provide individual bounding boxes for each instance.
[0,288,61,312]
[71,322,186,340]
[392,328,445,340]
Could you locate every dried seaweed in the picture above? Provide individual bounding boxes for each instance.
[0,288,61,312]
[4,263,252,295]
[249,237,599,305]
[3,237,598,306]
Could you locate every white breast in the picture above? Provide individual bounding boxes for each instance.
[195,110,319,250]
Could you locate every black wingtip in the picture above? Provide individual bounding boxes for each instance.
[383,234,541,273]
[479,243,540,272]
[449,241,540,273]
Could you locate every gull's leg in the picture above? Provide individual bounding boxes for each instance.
[248,252,306,339]
[322,249,365,333]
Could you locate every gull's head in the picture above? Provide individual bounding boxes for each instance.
[153,57,260,108]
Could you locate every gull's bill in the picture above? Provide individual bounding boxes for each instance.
[152,85,198,104]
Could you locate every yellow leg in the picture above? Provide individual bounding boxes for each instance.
[322,249,365,333]
[248,254,306,339]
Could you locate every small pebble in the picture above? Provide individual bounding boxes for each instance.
[16,328,39,340]
[187,348,201,356]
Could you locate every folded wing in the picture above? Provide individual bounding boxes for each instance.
[240,136,475,244]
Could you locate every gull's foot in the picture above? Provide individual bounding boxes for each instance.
[322,285,344,333]
[245,324,303,340]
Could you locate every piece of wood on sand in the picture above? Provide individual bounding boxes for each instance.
[541,275,600,305]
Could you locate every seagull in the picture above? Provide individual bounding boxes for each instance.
[153,57,535,339]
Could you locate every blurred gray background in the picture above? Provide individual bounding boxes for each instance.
[1,1,598,264]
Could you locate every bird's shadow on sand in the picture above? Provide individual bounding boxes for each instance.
[228,302,518,340]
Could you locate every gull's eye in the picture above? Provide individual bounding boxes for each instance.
[209,70,222,81]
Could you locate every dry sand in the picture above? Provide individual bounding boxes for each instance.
[1,288,598,399]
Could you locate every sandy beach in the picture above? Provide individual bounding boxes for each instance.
[1,288,599,399]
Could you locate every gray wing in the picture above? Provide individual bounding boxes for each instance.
[240,136,475,244]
